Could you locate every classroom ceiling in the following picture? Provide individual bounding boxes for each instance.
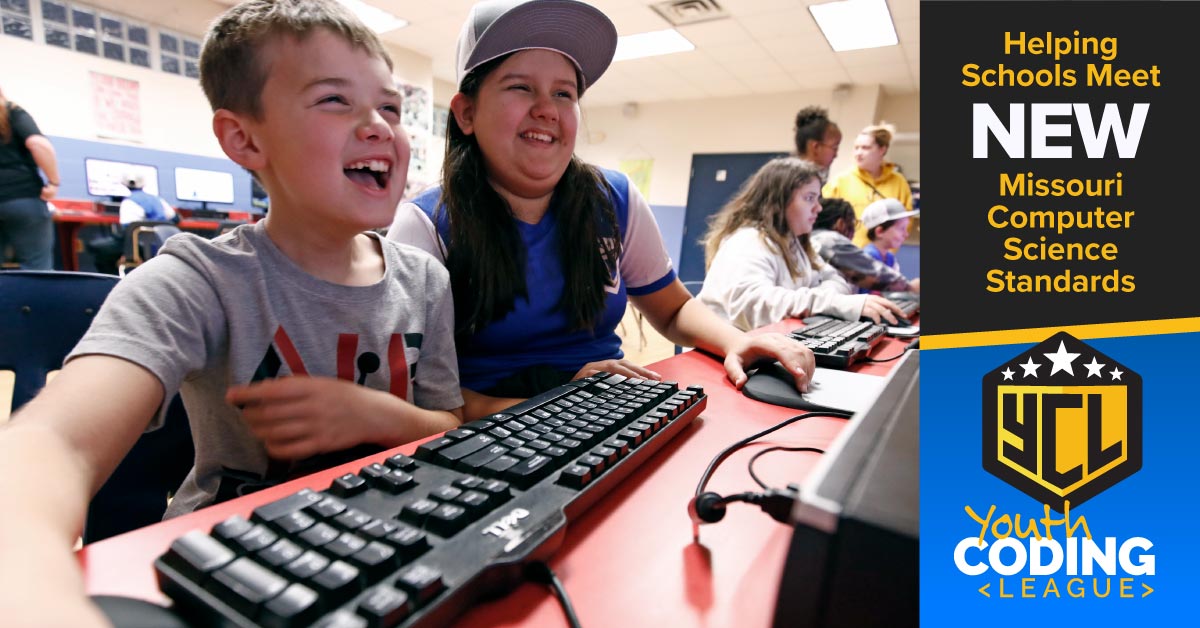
[84,0,919,106]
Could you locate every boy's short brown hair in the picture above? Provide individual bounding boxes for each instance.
[200,0,393,119]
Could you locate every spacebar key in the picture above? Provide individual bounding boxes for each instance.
[436,434,497,463]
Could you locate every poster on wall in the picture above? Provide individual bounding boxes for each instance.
[921,2,1193,626]
[89,71,141,142]
[398,81,433,199]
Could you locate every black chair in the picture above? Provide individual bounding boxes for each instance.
[119,221,183,277]
[0,270,194,543]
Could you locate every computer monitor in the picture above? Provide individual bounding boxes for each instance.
[84,158,160,198]
[774,349,919,628]
[173,167,235,208]
[250,176,269,213]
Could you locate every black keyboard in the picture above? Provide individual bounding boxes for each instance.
[790,315,886,369]
[154,373,706,627]
[882,292,920,318]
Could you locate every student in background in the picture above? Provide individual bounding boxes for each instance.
[389,0,815,418]
[862,198,919,278]
[119,172,177,224]
[0,85,59,270]
[793,105,841,182]
[0,1,463,623]
[811,196,919,293]
[697,157,903,331]
[823,122,914,246]
[86,173,179,274]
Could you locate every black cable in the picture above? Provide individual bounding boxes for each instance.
[693,410,852,498]
[746,445,826,489]
[863,350,906,363]
[527,562,582,628]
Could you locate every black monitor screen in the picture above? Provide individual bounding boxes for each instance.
[250,177,269,212]
[85,158,160,197]
[174,167,235,205]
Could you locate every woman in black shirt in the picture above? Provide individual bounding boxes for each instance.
[0,86,60,270]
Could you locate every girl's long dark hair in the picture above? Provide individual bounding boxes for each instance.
[439,55,620,338]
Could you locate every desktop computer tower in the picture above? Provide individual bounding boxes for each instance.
[773,351,919,628]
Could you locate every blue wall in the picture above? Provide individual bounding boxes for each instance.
[648,204,685,270]
[49,135,254,211]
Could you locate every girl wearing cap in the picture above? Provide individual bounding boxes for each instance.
[862,198,919,277]
[822,123,914,247]
[696,158,903,332]
[389,0,814,417]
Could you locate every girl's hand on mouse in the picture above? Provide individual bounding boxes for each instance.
[723,332,815,392]
[860,295,905,325]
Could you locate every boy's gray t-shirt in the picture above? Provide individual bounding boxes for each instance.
[68,221,463,517]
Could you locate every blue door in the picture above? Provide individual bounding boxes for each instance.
[678,152,786,283]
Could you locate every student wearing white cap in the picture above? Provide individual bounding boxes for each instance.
[117,172,176,225]
[389,0,816,417]
[861,198,919,277]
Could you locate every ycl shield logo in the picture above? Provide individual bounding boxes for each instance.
[983,332,1141,511]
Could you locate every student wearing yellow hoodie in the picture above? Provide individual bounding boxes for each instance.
[823,123,914,247]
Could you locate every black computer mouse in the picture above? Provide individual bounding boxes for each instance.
[90,595,190,628]
[742,362,847,412]
[861,314,912,327]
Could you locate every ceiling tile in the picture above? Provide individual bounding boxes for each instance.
[675,19,752,46]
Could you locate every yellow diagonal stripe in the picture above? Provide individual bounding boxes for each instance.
[923,317,1200,350]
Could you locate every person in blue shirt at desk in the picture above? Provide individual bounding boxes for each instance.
[388,0,816,419]
[118,172,177,225]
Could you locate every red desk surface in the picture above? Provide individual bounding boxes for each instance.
[77,321,911,627]
[50,204,244,270]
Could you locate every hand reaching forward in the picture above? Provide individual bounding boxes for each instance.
[722,332,815,392]
[573,359,662,382]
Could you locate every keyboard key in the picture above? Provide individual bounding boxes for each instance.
[283,550,330,580]
[211,556,289,618]
[375,469,417,495]
[212,515,254,548]
[330,473,367,498]
[482,455,520,475]
[253,490,324,528]
[459,444,510,471]
[334,508,373,531]
[413,437,456,461]
[261,582,322,628]
[430,485,464,502]
[275,510,317,535]
[398,498,439,526]
[232,524,279,554]
[298,522,340,550]
[310,560,362,605]
[348,542,398,581]
[312,609,367,628]
[557,465,592,489]
[426,504,470,537]
[324,532,368,559]
[384,525,430,561]
[504,454,554,488]
[357,519,399,541]
[308,497,348,520]
[384,454,418,472]
[395,564,445,604]
[437,434,497,462]
[357,584,412,628]
[161,531,235,582]
[257,538,305,570]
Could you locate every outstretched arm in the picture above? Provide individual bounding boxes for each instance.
[630,280,816,391]
[0,355,164,626]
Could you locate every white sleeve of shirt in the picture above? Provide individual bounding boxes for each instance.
[387,202,446,264]
[619,183,675,291]
[161,199,177,221]
[698,229,865,330]
[118,198,144,225]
